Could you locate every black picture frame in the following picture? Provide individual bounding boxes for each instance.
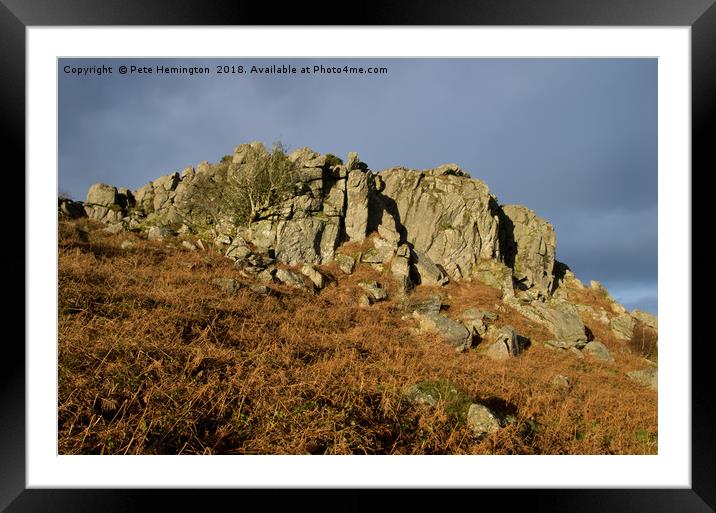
[3,1,714,511]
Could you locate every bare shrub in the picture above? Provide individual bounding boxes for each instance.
[180,141,299,238]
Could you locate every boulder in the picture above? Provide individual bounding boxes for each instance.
[413,250,449,286]
[357,280,388,302]
[249,284,270,295]
[610,314,636,340]
[415,312,472,352]
[335,253,356,275]
[552,374,571,389]
[86,182,118,207]
[466,403,502,437]
[301,264,325,289]
[390,253,413,293]
[182,240,197,251]
[213,277,242,295]
[525,302,587,348]
[225,237,252,261]
[360,237,395,264]
[103,223,124,234]
[58,199,86,219]
[482,325,520,360]
[409,293,443,316]
[405,380,471,414]
[85,183,124,222]
[458,308,495,338]
[583,340,615,363]
[275,268,305,288]
[256,268,276,283]
[147,226,172,241]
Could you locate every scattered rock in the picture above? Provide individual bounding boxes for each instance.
[610,314,636,340]
[466,403,502,437]
[335,254,356,275]
[527,302,587,348]
[458,308,495,338]
[357,280,388,302]
[120,240,134,250]
[301,264,325,289]
[214,234,232,246]
[248,253,274,267]
[213,277,242,294]
[627,367,658,391]
[569,347,585,360]
[103,223,124,234]
[632,310,658,330]
[405,381,471,416]
[413,250,449,286]
[256,268,276,283]
[482,325,520,360]
[409,294,443,316]
[182,240,197,251]
[58,198,86,219]
[147,226,172,241]
[415,312,472,352]
[390,252,413,293]
[249,284,270,295]
[583,340,615,363]
[552,374,571,389]
[358,294,372,308]
[225,237,251,260]
[360,238,395,264]
[275,268,305,288]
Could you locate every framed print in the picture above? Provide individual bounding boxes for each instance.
[4,0,715,511]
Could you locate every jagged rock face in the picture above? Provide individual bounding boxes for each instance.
[499,204,557,297]
[78,145,581,305]
[379,165,501,281]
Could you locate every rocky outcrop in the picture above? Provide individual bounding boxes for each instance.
[379,164,501,281]
[75,142,649,335]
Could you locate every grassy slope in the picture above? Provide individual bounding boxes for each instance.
[58,219,657,455]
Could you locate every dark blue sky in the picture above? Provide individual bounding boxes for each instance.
[59,58,657,313]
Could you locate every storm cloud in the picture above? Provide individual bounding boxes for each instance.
[59,58,657,313]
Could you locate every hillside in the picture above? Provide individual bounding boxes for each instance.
[57,143,658,454]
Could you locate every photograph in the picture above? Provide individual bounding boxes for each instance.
[57,57,659,456]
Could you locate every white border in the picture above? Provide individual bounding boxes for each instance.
[27,27,690,488]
